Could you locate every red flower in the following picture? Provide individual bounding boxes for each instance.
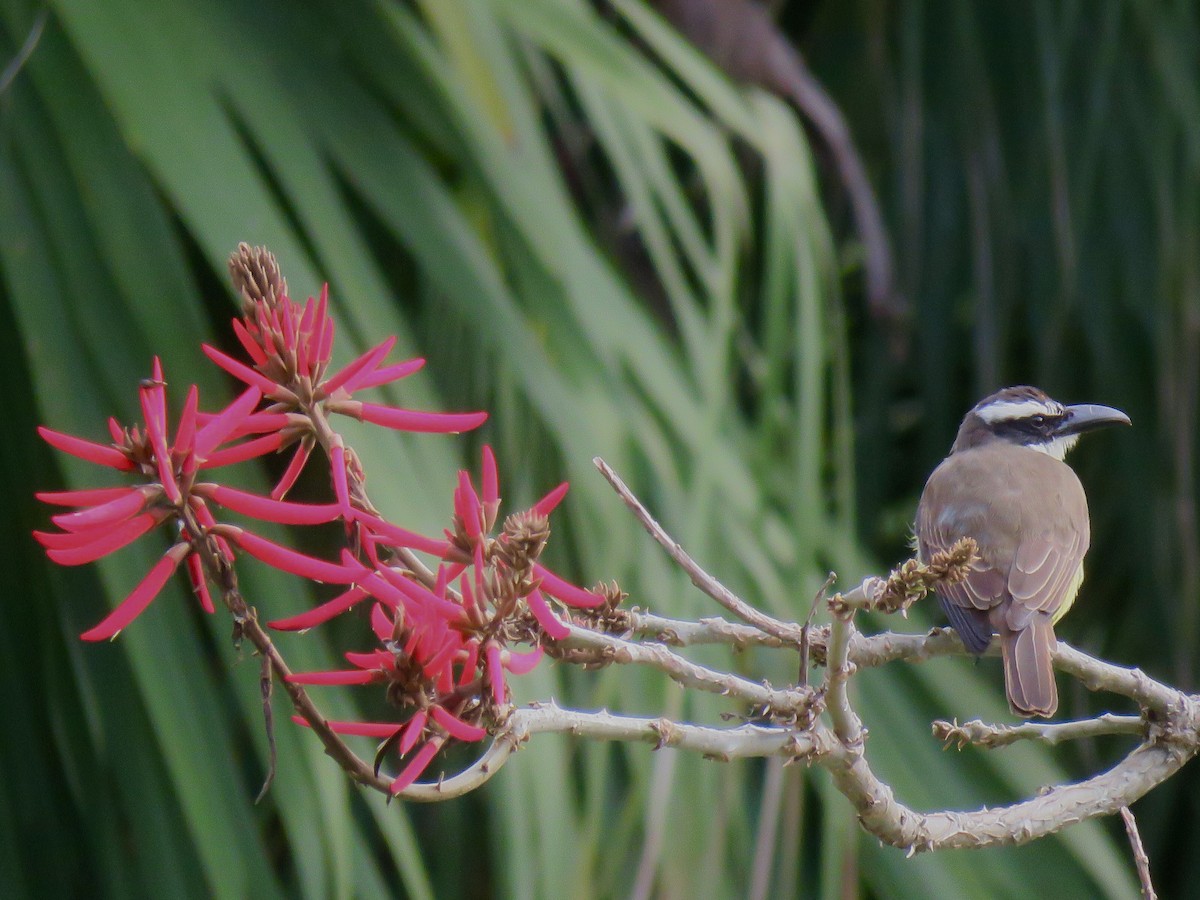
[35,358,357,640]
[288,599,489,793]
[204,282,487,501]
[281,447,610,792]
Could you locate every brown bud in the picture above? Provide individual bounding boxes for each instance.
[495,510,551,572]
[228,243,288,311]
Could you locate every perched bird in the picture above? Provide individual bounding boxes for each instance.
[915,386,1130,717]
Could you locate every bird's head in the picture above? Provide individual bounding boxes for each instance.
[950,386,1131,459]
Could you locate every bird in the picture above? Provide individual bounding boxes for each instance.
[915,386,1130,718]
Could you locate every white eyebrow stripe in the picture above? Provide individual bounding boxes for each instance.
[976,398,1064,424]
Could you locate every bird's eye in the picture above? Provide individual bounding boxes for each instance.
[1030,415,1046,427]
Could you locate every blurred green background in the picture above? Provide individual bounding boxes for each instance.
[0,0,1191,896]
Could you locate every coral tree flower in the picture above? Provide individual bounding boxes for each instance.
[35,358,361,640]
[217,243,488,502]
[286,446,605,792]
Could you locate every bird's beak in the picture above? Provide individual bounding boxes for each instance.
[1059,403,1132,436]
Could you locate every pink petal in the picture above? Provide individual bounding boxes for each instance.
[376,566,465,621]
[330,443,354,521]
[271,438,314,500]
[533,482,570,517]
[473,543,486,609]
[342,401,488,434]
[231,318,269,366]
[361,572,405,614]
[37,427,133,471]
[200,484,340,525]
[201,344,279,394]
[481,445,500,527]
[139,384,182,504]
[226,412,292,439]
[316,313,335,369]
[421,639,460,680]
[37,487,133,507]
[190,500,234,560]
[534,564,604,608]
[502,645,544,675]
[285,669,380,685]
[319,336,396,397]
[397,711,429,757]
[457,640,480,687]
[460,576,479,623]
[80,543,188,641]
[193,386,263,459]
[349,357,426,391]
[456,471,482,540]
[392,740,443,793]
[50,487,150,532]
[280,304,297,355]
[358,514,451,557]
[42,512,162,566]
[186,552,215,614]
[430,705,487,742]
[370,600,394,640]
[173,385,200,457]
[232,528,366,583]
[344,649,393,670]
[307,286,330,371]
[107,417,125,444]
[199,432,285,468]
[268,585,370,631]
[527,588,570,640]
[298,296,316,341]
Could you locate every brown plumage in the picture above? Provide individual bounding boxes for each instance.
[915,386,1128,718]
[917,442,1087,716]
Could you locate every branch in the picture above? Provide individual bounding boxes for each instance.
[400,702,822,801]
[593,457,804,646]
[1120,806,1157,900]
[933,714,1145,750]
[560,623,816,721]
[629,610,797,649]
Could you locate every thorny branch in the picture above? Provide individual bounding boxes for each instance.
[424,458,1196,859]
[172,439,1200,857]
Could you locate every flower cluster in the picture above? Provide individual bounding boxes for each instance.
[284,448,605,791]
[34,243,613,794]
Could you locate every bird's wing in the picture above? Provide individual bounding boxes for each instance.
[917,508,1008,653]
[1003,528,1087,632]
[916,506,1008,613]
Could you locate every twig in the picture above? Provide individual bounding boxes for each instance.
[561,623,815,720]
[822,577,886,746]
[1120,806,1157,900]
[254,653,277,804]
[933,714,1145,750]
[402,702,823,802]
[631,611,803,649]
[594,457,803,645]
[799,573,836,687]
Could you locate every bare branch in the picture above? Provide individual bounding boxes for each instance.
[1120,806,1157,900]
[933,714,1145,750]
[402,702,823,802]
[560,623,816,720]
[593,457,804,646]
[630,610,802,649]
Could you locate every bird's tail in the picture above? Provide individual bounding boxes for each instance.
[1000,615,1058,718]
